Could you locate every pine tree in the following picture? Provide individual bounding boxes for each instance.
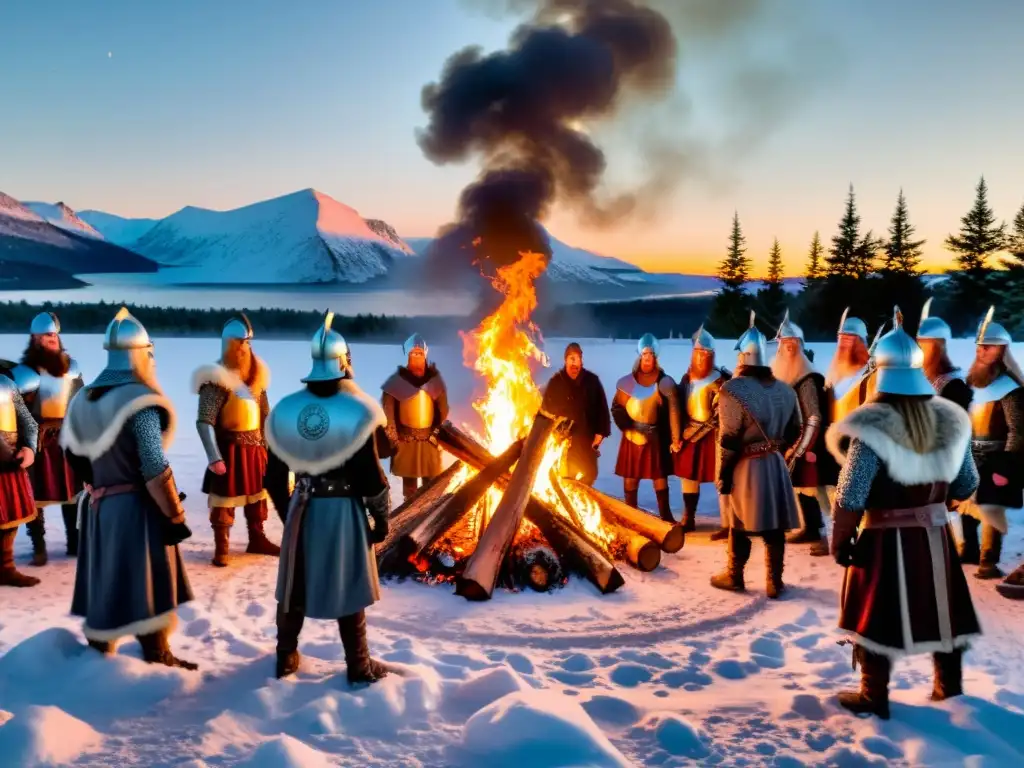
[711,212,752,336]
[828,185,861,278]
[757,237,788,326]
[883,189,925,275]
[805,231,824,281]
[997,201,1024,331]
[853,230,883,278]
[945,176,1007,332]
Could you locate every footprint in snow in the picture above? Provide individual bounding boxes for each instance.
[712,659,760,680]
[556,653,595,673]
[658,668,713,690]
[184,618,212,638]
[581,695,642,728]
[750,634,786,669]
[609,663,654,687]
[244,602,266,617]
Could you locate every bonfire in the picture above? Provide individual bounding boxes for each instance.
[376,252,685,600]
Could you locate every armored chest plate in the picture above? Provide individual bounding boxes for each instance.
[220,388,261,432]
[970,374,1018,441]
[686,371,721,423]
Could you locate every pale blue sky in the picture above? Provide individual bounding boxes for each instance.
[2,0,1022,274]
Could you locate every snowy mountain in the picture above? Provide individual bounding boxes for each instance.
[23,201,103,239]
[78,210,159,247]
[130,189,415,284]
[0,191,158,279]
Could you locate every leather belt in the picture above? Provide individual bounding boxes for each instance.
[971,439,1004,454]
[304,476,358,498]
[742,440,786,457]
[90,483,141,500]
[862,503,948,529]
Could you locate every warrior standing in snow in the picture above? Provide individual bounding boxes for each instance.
[674,326,730,534]
[712,313,802,598]
[380,333,449,501]
[827,310,980,719]
[193,313,279,567]
[959,308,1024,582]
[817,309,878,503]
[916,299,973,411]
[264,313,391,683]
[771,311,828,556]
[540,342,611,486]
[61,308,196,669]
[0,373,40,588]
[611,334,682,522]
[9,312,84,564]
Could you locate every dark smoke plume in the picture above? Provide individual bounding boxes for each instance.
[418,0,679,280]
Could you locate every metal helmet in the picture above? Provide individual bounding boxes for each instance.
[691,324,714,351]
[637,333,660,358]
[403,332,428,358]
[221,312,253,359]
[30,311,60,335]
[916,297,952,342]
[302,311,350,382]
[773,309,804,343]
[103,307,153,372]
[976,306,1013,346]
[837,307,868,344]
[873,306,933,396]
[735,310,768,367]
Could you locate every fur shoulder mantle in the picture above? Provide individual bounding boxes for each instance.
[191,357,270,397]
[825,397,971,485]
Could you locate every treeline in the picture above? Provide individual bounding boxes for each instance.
[709,176,1024,340]
[0,300,433,340]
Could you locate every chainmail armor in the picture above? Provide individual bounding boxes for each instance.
[1004,388,1024,454]
[13,388,38,451]
[834,439,879,510]
[129,407,170,481]
[950,442,980,501]
[87,369,138,389]
[197,383,228,425]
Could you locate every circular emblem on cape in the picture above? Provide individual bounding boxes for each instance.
[297,403,329,440]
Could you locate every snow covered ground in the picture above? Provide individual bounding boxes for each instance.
[1,333,1023,767]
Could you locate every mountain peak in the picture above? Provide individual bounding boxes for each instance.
[0,191,45,222]
[22,200,103,239]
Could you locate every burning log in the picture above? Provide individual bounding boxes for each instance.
[513,543,563,593]
[401,439,524,564]
[611,524,661,572]
[564,479,685,555]
[524,498,624,594]
[376,461,465,572]
[438,419,625,594]
[456,411,559,601]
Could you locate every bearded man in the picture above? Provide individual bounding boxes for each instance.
[380,333,449,501]
[960,308,1024,582]
[917,299,973,411]
[817,309,878,503]
[673,325,730,533]
[540,342,611,486]
[9,312,84,565]
[611,334,682,522]
[712,312,802,598]
[771,311,828,556]
[61,308,196,669]
[192,314,279,567]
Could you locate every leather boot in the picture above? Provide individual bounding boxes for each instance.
[709,527,729,541]
[976,524,1004,580]
[212,524,231,567]
[838,646,891,719]
[624,485,639,509]
[764,530,786,599]
[62,503,79,556]
[996,563,1024,600]
[402,478,419,501]
[931,649,964,701]
[959,515,981,565]
[0,529,40,587]
[244,502,280,556]
[788,494,824,545]
[275,603,304,678]
[711,529,751,592]
[26,512,47,566]
[682,492,699,532]
[655,488,674,523]
[137,630,198,670]
[88,639,114,655]
[338,610,388,685]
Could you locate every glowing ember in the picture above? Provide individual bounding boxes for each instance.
[456,250,613,548]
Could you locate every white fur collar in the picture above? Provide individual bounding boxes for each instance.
[60,390,176,460]
[825,397,971,485]
[264,379,387,476]
[191,356,269,397]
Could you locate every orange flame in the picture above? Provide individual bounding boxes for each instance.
[458,250,612,547]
